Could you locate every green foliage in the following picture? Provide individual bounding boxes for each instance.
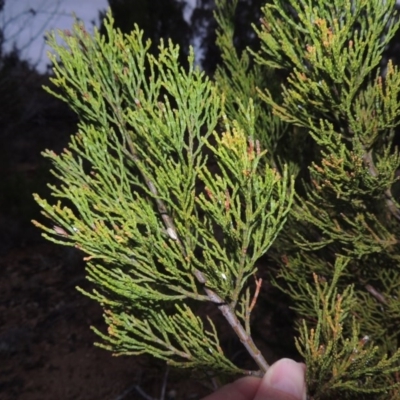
[296,258,400,399]
[33,12,292,376]
[33,0,400,397]
[93,303,241,374]
[214,0,298,176]
[254,0,400,364]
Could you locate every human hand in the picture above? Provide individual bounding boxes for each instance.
[201,358,307,400]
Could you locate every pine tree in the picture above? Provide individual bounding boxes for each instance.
[33,0,400,398]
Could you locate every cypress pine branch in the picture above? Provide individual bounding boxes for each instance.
[33,11,294,377]
[32,0,400,396]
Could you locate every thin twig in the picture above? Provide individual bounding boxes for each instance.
[244,277,262,335]
[160,366,169,400]
[193,269,269,373]
[249,277,263,313]
[113,384,136,400]
[243,287,252,335]
[365,284,387,305]
[210,377,220,391]
[114,384,154,400]
[134,386,156,400]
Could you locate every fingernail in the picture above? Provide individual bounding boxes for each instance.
[263,358,306,399]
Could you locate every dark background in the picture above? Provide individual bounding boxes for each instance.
[1,1,400,399]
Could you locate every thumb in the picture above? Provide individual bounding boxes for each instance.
[254,358,307,400]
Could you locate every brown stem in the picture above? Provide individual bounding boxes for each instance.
[194,269,269,373]
[365,284,387,305]
[249,277,263,313]
[244,287,252,335]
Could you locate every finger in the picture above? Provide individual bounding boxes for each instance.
[201,376,261,400]
[254,358,307,400]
